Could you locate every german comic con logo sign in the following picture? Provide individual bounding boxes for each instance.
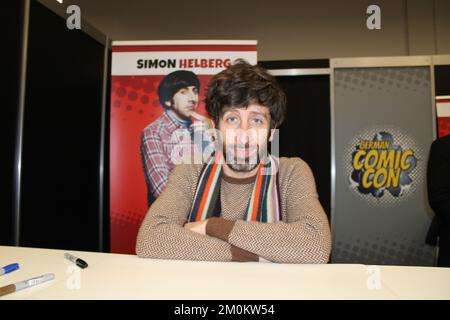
[350,131,417,199]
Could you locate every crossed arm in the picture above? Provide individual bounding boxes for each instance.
[136,161,331,264]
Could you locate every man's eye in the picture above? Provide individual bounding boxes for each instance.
[251,118,264,125]
[226,117,238,124]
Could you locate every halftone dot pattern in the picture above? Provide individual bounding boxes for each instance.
[140,95,149,104]
[343,126,425,207]
[128,91,138,101]
[143,81,155,94]
[110,76,167,231]
[116,86,126,97]
[335,67,430,94]
[333,234,435,266]
[111,208,145,227]
[131,77,143,90]
[111,76,162,120]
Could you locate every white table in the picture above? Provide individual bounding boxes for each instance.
[1,245,449,299]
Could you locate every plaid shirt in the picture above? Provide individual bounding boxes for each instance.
[140,111,193,199]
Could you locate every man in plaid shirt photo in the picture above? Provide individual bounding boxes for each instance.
[140,70,207,206]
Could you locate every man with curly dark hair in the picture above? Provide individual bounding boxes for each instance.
[137,60,331,263]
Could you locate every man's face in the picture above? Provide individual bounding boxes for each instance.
[166,86,199,119]
[218,103,272,172]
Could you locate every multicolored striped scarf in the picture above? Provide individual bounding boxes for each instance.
[187,152,282,223]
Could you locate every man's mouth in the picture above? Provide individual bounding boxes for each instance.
[233,146,259,159]
[235,148,250,157]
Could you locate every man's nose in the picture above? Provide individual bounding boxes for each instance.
[188,89,197,101]
[237,126,250,145]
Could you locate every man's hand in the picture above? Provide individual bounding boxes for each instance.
[190,120,216,158]
[184,220,208,236]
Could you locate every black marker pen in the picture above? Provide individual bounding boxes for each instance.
[64,253,88,269]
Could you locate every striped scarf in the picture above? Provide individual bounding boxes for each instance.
[187,152,282,223]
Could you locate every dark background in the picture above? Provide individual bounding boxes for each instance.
[260,60,331,217]
[1,0,107,251]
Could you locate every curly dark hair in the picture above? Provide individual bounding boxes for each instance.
[205,59,286,129]
[158,70,200,109]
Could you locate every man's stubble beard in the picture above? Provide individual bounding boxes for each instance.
[223,141,269,173]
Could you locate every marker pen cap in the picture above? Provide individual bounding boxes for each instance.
[4,263,19,273]
[75,259,88,269]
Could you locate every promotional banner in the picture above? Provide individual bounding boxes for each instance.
[436,96,450,137]
[110,40,257,254]
[332,65,436,266]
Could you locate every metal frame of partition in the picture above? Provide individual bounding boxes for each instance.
[13,0,30,246]
[432,54,450,66]
[98,38,111,252]
[269,68,330,76]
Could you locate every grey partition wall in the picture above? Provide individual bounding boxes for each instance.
[331,56,436,266]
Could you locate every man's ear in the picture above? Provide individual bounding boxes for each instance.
[206,119,217,138]
[164,100,172,108]
[269,128,276,142]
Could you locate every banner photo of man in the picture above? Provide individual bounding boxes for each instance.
[110,40,257,253]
